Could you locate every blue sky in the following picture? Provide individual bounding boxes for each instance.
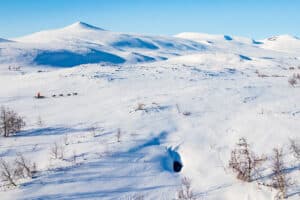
[0,0,299,39]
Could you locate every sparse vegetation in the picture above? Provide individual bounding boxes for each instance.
[0,106,25,137]
[51,142,65,160]
[36,115,44,127]
[15,153,37,179]
[0,154,37,187]
[117,128,121,142]
[290,139,300,160]
[229,138,265,182]
[270,148,293,200]
[0,159,17,187]
[288,77,297,87]
[63,134,69,145]
[177,177,197,200]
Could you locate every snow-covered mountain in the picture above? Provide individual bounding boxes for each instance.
[261,35,300,53]
[0,22,206,67]
[1,22,300,68]
[0,38,12,43]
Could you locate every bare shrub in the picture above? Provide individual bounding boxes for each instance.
[63,134,69,145]
[51,142,65,160]
[117,128,121,142]
[15,153,37,179]
[177,177,197,200]
[270,148,293,200]
[0,159,17,186]
[288,77,297,87]
[0,155,37,187]
[289,139,300,160]
[72,150,77,165]
[36,115,44,127]
[0,106,26,137]
[91,126,97,137]
[229,138,265,182]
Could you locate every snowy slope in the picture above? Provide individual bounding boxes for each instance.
[0,24,300,200]
[0,22,206,67]
[261,35,300,54]
[0,38,12,43]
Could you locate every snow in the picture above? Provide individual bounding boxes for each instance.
[0,38,12,43]
[3,22,205,67]
[0,22,300,199]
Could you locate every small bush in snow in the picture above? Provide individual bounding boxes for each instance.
[0,106,25,137]
[50,142,65,160]
[229,138,265,182]
[15,153,37,179]
[0,159,17,187]
[289,139,300,161]
[0,154,36,187]
[288,77,297,87]
[117,128,121,142]
[270,148,293,200]
[177,177,197,200]
[36,115,44,127]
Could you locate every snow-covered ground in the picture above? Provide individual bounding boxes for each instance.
[0,22,300,199]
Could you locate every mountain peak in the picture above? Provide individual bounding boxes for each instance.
[65,21,105,31]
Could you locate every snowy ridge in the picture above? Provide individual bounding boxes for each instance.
[0,38,13,43]
[1,22,206,67]
[0,22,300,68]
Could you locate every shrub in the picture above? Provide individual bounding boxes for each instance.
[270,148,293,200]
[15,153,37,179]
[0,154,36,187]
[288,77,297,87]
[0,106,25,137]
[177,177,197,200]
[289,139,300,160]
[0,159,17,186]
[50,142,65,160]
[117,128,121,142]
[229,138,265,182]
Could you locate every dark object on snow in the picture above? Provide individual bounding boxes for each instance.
[67,93,71,96]
[59,94,64,97]
[72,92,78,96]
[173,161,183,172]
[35,92,45,99]
[52,94,56,97]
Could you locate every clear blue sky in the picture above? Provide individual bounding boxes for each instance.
[0,0,299,39]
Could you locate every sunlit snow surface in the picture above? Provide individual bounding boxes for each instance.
[0,22,300,199]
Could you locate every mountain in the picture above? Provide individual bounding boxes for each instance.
[0,38,12,43]
[0,22,205,67]
[260,34,300,54]
[1,22,300,68]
